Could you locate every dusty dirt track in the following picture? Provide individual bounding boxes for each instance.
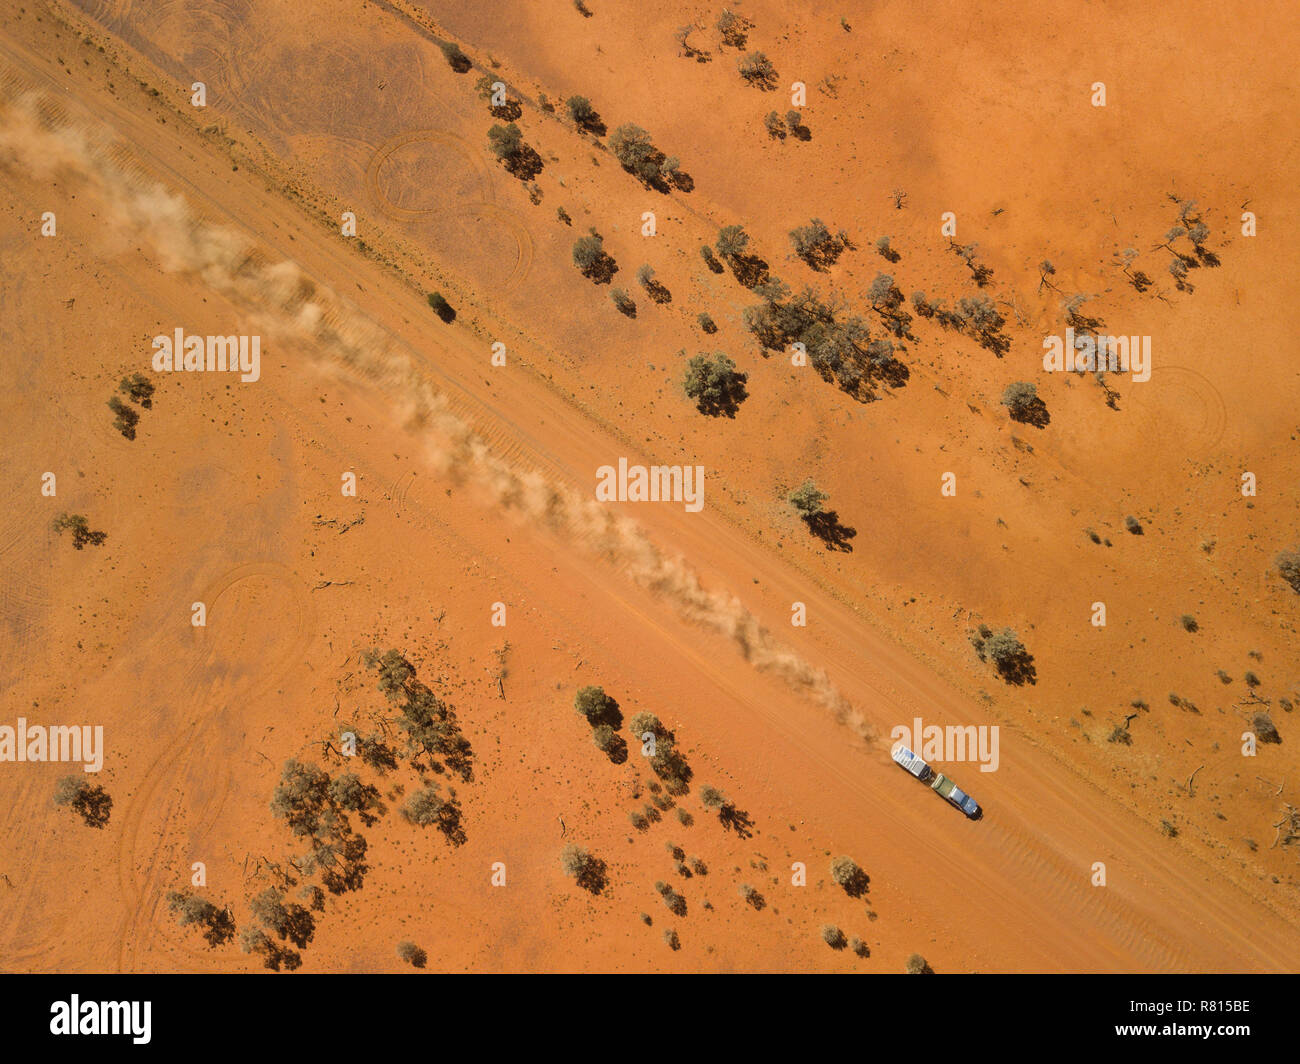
[0,0,1298,972]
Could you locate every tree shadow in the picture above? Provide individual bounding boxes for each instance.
[718,802,754,839]
[644,279,672,305]
[804,510,857,552]
[728,253,769,289]
[581,253,619,285]
[503,145,544,182]
[671,170,695,193]
[694,373,749,418]
[1009,397,1051,428]
[491,100,523,122]
[995,652,1038,687]
[788,120,812,142]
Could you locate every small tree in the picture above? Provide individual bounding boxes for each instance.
[682,353,748,417]
[574,685,619,726]
[119,373,154,407]
[715,224,750,261]
[166,890,235,947]
[487,123,522,162]
[108,396,139,439]
[790,219,846,270]
[52,513,106,550]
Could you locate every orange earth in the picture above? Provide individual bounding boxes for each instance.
[0,0,1298,973]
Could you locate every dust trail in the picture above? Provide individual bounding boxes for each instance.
[0,95,870,740]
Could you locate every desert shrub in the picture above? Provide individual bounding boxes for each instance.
[636,264,671,304]
[249,887,316,950]
[660,886,687,916]
[487,123,542,180]
[689,857,707,875]
[829,856,869,897]
[402,784,466,845]
[738,51,777,89]
[764,111,786,139]
[52,775,112,827]
[821,924,847,949]
[789,480,828,518]
[717,9,749,47]
[1000,381,1048,427]
[911,291,934,318]
[427,291,455,323]
[785,109,809,139]
[1245,671,1261,688]
[609,287,636,317]
[396,940,427,967]
[556,206,572,226]
[439,41,471,73]
[629,809,650,831]
[675,807,693,826]
[1276,550,1300,594]
[1125,515,1143,535]
[240,925,301,971]
[1161,819,1179,838]
[1179,614,1198,633]
[905,953,933,974]
[572,229,618,284]
[566,95,604,134]
[1107,723,1132,745]
[52,512,106,550]
[875,235,899,263]
[1252,712,1281,744]
[738,883,765,910]
[329,772,382,823]
[167,890,235,947]
[663,928,681,950]
[697,312,717,334]
[850,937,869,957]
[699,244,724,273]
[971,626,1037,685]
[682,352,748,417]
[562,845,608,893]
[699,785,726,810]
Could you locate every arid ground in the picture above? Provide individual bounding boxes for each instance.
[1,0,1298,973]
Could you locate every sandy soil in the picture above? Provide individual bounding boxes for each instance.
[0,0,1297,972]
